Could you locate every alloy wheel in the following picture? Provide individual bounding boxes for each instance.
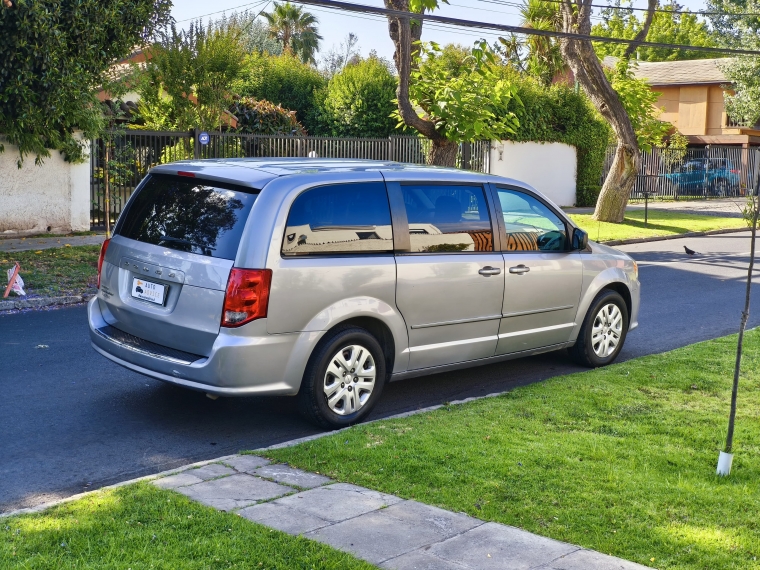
[591,303,623,358]
[323,344,376,415]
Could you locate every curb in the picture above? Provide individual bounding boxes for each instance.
[0,294,94,312]
[602,227,748,247]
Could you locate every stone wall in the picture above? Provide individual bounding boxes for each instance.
[0,138,90,236]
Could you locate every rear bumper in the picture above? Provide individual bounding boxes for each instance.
[88,297,314,396]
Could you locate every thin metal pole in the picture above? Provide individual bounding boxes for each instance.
[104,137,111,238]
[725,149,760,454]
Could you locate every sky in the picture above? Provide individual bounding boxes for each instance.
[169,0,711,62]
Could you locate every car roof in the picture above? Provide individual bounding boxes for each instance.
[148,157,520,188]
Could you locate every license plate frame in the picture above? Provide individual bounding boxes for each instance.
[131,277,167,306]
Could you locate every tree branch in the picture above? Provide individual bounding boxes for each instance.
[623,0,657,59]
[385,0,442,141]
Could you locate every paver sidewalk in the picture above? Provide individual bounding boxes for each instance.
[154,454,649,570]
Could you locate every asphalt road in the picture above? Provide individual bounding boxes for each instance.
[2,231,759,513]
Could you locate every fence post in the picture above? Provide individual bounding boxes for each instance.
[462,142,471,170]
[193,128,200,160]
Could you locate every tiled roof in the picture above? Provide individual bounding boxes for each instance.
[602,56,731,86]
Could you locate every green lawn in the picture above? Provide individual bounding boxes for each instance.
[0,483,375,570]
[261,332,760,570]
[569,209,746,243]
[1,245,100,298]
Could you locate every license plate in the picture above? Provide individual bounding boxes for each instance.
[131,277,166,305]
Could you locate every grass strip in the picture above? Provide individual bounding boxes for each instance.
[0,483,376,570]
[262,331,760,570]
[1,245,100,298]
[569,209,746,243]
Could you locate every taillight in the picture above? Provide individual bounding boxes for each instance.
[97,238,111,289]
[221,269,272,327]
[731,169,740,174]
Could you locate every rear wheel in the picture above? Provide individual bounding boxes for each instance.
[298,327,386,429]
[570,290,629,368]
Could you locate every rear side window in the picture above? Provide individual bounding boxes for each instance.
[282,182,393,255]
[400,184,493,253]
[116,174,257,260]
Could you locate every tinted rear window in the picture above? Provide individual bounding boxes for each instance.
[116,174,257,260]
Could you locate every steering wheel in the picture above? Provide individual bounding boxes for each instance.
[536,232,562,251]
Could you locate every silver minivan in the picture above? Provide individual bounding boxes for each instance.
[89,159,639,428]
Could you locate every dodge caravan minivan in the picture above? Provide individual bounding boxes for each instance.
[89,159,639,428]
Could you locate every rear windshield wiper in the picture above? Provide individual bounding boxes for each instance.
[158,236,216,251]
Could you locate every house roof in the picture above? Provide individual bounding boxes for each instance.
[602,56,731,86]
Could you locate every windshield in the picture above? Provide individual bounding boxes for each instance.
[115,174,258,260]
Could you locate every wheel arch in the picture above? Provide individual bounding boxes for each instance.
[321,316,397,383]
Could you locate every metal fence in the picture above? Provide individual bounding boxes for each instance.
[601,145,758,201]
[90,130,490,227]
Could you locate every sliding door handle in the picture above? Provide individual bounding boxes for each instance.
[478,266,502,276]
[509,265,530,275]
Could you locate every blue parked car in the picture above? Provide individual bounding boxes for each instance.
[662,158,741,197]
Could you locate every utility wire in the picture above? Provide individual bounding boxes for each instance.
[174,0,270,23]
[477,0,760,17]
[290,0,760,55]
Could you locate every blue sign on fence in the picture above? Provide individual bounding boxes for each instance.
[198,131,210,145]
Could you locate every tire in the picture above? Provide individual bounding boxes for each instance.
[570,289,629,368]
[298,327,386,429]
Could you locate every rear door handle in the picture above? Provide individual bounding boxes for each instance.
[478,266,502,276]
[509,265,530,274]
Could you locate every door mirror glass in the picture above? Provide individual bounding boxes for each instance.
[572,227,589,250]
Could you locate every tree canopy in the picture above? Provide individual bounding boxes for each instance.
[592,1,719,62]
[0,0,171,164]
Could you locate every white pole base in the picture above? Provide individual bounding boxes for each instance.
[717,451,734,476]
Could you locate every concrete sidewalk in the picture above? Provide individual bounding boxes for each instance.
[155,454,648,570]
[0,233,105,252]
[566,197,745,218]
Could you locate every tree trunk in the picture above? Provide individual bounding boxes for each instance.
[428,138,459,166]
[558,0,649,222]
[385,0,456,167]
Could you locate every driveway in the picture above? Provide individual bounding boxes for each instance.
[1,231,758,512]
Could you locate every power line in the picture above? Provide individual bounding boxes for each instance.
[291,0,760,54]
[477,0,760,17]
[175,0,270,23]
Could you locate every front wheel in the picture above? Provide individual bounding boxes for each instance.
[570,290,629,368]
[711,178,729,197]
[298,327,386,429]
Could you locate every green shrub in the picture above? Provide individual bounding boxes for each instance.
[316,57,398,138]
[233,53,326,133]
[230,97,306,135]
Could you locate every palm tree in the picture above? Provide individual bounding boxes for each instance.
[263,2,322,64]
[519,0,565,85]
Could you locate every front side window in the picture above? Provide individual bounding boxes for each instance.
[282,182,393,255]
[496,188,568,252]
[116,174,257,260]
[401,185,493,253]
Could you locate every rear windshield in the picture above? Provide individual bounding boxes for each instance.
[116,174,257,260]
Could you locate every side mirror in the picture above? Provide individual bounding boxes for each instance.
[572,227,588,251]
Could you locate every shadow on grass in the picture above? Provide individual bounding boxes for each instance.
[1,483,374,570]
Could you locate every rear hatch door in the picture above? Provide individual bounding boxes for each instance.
[99,173,259,356]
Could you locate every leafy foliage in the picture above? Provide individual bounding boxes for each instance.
[136,21,246,132]
[605,59,672,152]
[320,33,361,77]
[263,2,322,64]
[517,0,564,85]
[0,0,171,165]
[215,10,283,55]
[592,1,719,61]
[406,42,520,143]
[234,53,327,133]
[721,56,760,128]
[315,57,398,137]
[230,97,306,135]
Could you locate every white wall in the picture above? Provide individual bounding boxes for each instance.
[0,138,90,235]
[489,141,577,207]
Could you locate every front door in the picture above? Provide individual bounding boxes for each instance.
[391,182,505,370]
[491,186,583,355]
